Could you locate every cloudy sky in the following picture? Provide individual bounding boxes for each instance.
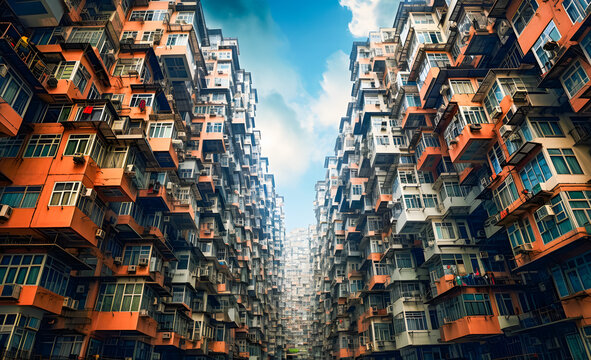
[202,0,399,231]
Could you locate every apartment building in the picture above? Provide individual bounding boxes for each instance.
[311,0,591,359]
[282,226,315,356]
[0,1,284,359]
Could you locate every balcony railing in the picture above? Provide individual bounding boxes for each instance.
[570,124,591,145]
[0,23,51,85]
[518,303,567,329]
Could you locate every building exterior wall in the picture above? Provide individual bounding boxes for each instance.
[311,1,591,359]
[0,1,285,359]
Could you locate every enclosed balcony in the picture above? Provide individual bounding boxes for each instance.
[443,111,495,163]
[415,133,442,171]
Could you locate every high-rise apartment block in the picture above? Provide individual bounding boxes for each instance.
[0,1,285,359]
[282,227,315,355]
[312,0,591,359]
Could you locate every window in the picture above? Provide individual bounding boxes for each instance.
[121,31,138,41]
[95,282,144,312]
[512,0,538,34]
[68,28,103,47]
[416,31,444,44]
[418,171,434,183]
[412,13,435,24]
[450,80,474,94]
[64,134,93,156]
[206,122,223,133]
[423,194,438,208]
[530,117,564,137]
[463,293,493,315]
[123,246,151,266]
[129,10,167,21]
[0,254,44,285]
[149,123,173,138]
[24,134,61,158]
[406,311,428,330]
[0,134,24,157]
[488,142,505,174]
[495,293,515,315]
[493,176,519,210]
[175,11,194,24]
[550,250,591,297]
[567,191,591,227]
[54,61,89,93]
[548,148,583,174]
[0,69,32,116]
[519,152,552,192]
[166,34,188,46]
[0,186,41,208]
[535,194,574,244]
[435,222,455,239]
[352,184,363,195]
[112,58,143,76]
[130,94,154,107]
[508,219,535,248]
[404,194,422,209]
[49,182,81,206]
[562,0,591,23]
[561,60,589,98]
[484,82,504,115]
[395,253,413,268]
[460,106,488,124]
[532,21,561,72]
[43,105,72,123]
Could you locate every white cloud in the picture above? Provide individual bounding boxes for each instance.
[339,0,399,38]
[256,52,352,185]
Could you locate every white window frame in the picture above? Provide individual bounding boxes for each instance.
[560,60,589,98]
[49,181,82,206]
[64,134,95,156]
[166,34,188,46]
[130,94,154,107]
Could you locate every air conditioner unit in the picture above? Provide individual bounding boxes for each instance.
[490,106,502,119]
[114,256,123,265]
[480,251,489,258]
[112,118,128,134]
[95,228,106,239]
[163,216,171,223]
[0,64,8,77]
[73,153,86,164]
[139,309,149,317]
[477,230,486,238]
[162,332,172,339]
[535,204,554,221]
[499,124,515,138]
[494,254,505,262]
[76,285,85,293]
[83,188,97,200]
[512,86,528,102]
[138,256,149,266]
[166,182,175,190]
[178,131,186,138]
[0,204,13,221]
[124,164,136,176]
[128,265,137,273]
[514,242,534,254]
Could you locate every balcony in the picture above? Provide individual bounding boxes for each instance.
[0,285,63,314]
[137,182,174,212]
[517,303,568,330]
[447,123,496,163]
[0,23,51,92]
[415,133,442,171]
[94,167,138,202]
[92,311,158,337]
[440,315,502,342]
[393,330,439,350]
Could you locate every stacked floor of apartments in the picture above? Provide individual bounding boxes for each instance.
[282,227,315,356]
[311,0,591,359]
[0,0,285,359]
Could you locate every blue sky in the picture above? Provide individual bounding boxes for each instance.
[202,0,398,231]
